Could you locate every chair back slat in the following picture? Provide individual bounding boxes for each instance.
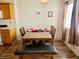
[20,27,26,36]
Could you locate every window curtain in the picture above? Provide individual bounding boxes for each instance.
[62,2,68,41]
[75,0,79,46]
[69,0,79,46]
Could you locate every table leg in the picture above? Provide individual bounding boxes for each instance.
[51,55,53,59]
[23,40,25,45]
[23,41,24,45]
[19,55,23,59]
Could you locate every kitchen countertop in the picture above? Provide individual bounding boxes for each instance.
[0,27,16,30]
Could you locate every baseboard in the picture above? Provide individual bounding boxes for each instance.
[64,42,79,57]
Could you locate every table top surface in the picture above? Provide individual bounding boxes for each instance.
[22,32,52,40]
[14,43,58,55]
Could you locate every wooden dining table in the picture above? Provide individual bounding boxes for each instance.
[14,32,58,59]
[22,32,52,45]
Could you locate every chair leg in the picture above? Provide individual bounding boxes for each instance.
[23,40,24,45]
[51,38,54,45]
[50,55,53,59]
[23,40,25,45]
[51,41,53,45]
[50,39,53,45]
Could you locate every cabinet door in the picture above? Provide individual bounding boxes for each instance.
[10,28,16,43]
[9,4,14,19]
[2,4,10,19]
[1,29,11,45]
[0,3,14,19]
[1,29,16,45]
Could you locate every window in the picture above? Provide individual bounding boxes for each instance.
[65,3,73,29]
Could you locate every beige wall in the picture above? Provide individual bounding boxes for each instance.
[15,0,65,40]
[0,0,65,40]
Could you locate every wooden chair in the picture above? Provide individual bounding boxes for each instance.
[20,27,32,45]
[50,25,56,45]
[44,25,56,45]
[19,27,26,37]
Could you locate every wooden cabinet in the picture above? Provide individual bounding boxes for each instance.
[0,3,14,19]
[1,28,16,45]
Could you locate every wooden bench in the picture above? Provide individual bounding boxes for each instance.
[14,43,58,59]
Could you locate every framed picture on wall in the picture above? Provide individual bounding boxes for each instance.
[48,11,53,17]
